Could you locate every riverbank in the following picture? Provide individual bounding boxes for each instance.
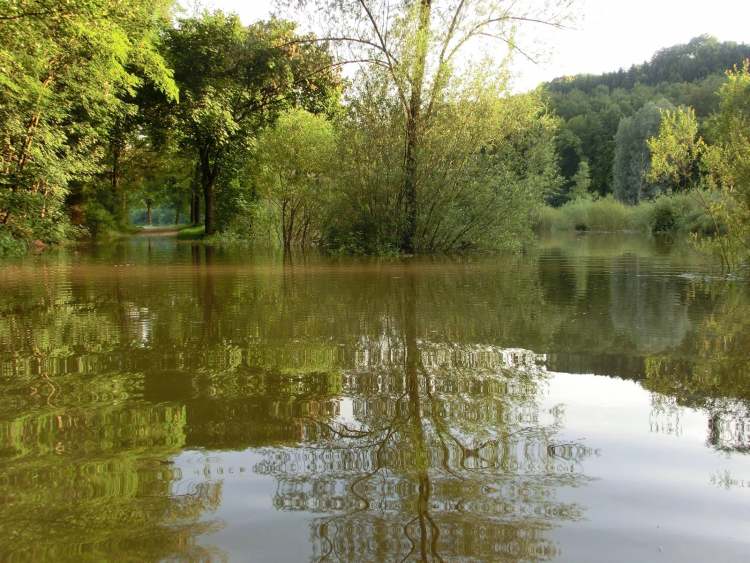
[536,192,719,236]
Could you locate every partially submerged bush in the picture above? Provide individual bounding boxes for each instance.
[537,192,722,236]
[541,197,636,232]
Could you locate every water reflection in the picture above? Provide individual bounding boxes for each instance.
[253,275,590,561]
[0,236,749,560]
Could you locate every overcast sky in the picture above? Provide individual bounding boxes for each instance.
[190,0,750,90]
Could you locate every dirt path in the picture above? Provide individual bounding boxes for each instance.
[136,227,181,237]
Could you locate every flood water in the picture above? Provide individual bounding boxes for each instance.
[1,234,749,562]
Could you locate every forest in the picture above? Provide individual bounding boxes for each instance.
[1,1,749,264]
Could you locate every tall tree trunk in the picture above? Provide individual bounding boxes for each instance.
[190,162,201,225]
[281,200,292,253]
[111,139,127,225]
[146,200,153,226]
[401,0,432,254]
[174,207,181,225]
[203,175,215,235]
[199,149,218,235]
[403,116,419,254]
[191,188,200,225]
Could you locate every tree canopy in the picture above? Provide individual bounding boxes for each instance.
[0,0,177,244]
[1,5,748,264]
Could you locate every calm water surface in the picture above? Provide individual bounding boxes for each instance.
[1,234,749,562]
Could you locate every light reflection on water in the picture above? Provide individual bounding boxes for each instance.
[0,234,748,562]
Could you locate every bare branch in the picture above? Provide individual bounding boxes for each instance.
[426,0,468,120]
[274,36,398,62]
[357,0,409,111]
[477,32,539,64]
[446,14,568,64]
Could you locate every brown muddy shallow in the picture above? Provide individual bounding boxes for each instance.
[0,234,748,562]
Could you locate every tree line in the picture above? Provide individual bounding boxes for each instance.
[1,3,748,260]
[0,0,575,255]
[545,35,750,268]
[547,35,750,205]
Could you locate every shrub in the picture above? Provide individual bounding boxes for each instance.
[537,192,724,237]
[177,226,206,240]
[638,192,714,235]
[541,197,637,232]
[0,228,28,257]
[82,201,120,238]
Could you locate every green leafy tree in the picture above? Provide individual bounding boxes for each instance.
[568,159,592,201]
[325,78,560,253]
[701,61,750,268]
[281,0,574,252]
[613,101,669,204]
[647,106,705,191]
[0,0,177,244]
[164,12,339,235]
[125,138,192,226]
[255,109,336,250]
[546,36,750,200]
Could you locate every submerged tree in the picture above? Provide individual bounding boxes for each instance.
[279,0,574,252]
[255,109,336,250]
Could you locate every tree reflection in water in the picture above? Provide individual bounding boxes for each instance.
[0,370,225,561]
[254,274,592,562]
[645,280,750,454]
[4,241,748,560]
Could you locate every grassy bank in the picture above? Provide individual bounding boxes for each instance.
[176,225,206,240]
[176,225,267,246]
[537,193,720,236]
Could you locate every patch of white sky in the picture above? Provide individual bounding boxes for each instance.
[183,0,749,91]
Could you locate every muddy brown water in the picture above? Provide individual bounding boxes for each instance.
[0,234,748,561]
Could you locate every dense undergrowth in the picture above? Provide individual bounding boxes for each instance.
[537,192,723,236]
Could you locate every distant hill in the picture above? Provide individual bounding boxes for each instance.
[544,35,750,203]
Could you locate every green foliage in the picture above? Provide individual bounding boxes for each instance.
[639,192,713,235]
[164,12,340,235]
[613,101,670,204]
[0,226,28,256]
[568,160,592,201]
[699,61,750,269]
[5,6,745,261]
[0,0,177,245]
[282,0,572,253]
[82,199,122,237]
[324,75,560,253]
[559,197,634,232]
[538,192,714,235]
[318,73,405,254]
[124,137,193,226]
[549,36,750,94]
[547,36,750,199]
[177,225,206,240]
[254,109,336,249]
[647,106,705,191]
